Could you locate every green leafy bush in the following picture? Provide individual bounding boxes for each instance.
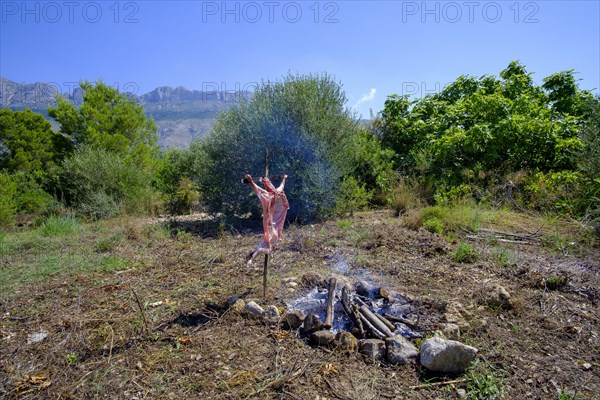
[523,170,584,215]
[154,146,204,214]
[0,171,54,226]
[60,146,160,219]
[423,217,443,234]
[454,242,477,263]
[347,129,395,202]
[335,176,372,216]
[0,172,18,227]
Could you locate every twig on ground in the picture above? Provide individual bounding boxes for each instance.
[409,378,467,389]
[130,287,151,336]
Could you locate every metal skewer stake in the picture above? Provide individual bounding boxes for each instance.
[263,148,269,298]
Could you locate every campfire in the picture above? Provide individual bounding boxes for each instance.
[284,254,425,342]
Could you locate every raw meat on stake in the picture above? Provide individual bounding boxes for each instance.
[246,174,289,265]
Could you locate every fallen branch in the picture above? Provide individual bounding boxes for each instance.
[466,235,533,245]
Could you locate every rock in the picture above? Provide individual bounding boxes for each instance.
[230,299,246,313]
[420,337,478,373]
[226,295,242,307]
[264,305,280,322]
[441,323,461,340]
[359,339,386,361]
[457,388,467,398]
[301,272,322,287]
[385,335,419,364]
[303,314,323,334]
[27,329,48,344]
[311,330,336,346]
[282,310,305,330]
[480,285,512,309]
[286,281,299,289]
[244,301,264,316]
[335,330,358,351]
[355,281,372,297]
[580,362,592,371]
[378,287,395,302]
[445,301,471,331]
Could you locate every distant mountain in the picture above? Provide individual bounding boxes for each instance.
[0,77,248,148]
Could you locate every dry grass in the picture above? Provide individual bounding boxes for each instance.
[1,211,599,399]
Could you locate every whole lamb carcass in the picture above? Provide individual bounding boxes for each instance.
[245,174,289,265]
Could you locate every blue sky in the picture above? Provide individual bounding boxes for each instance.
[1,0,599,118]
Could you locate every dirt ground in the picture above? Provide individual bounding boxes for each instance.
[1,210,598,399]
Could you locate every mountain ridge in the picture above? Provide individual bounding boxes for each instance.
[0,77,248,148]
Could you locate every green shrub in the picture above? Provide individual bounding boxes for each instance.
[155,147,203,215]
[0,172,54,227]
[421,206,449,223]
[60,146,160,219]
[523,170,585,215]
[335,176,372,216]
[347,129,395,201]
[434,184,473,206]
[545,275,568,290]
[175,229,193,243]
[336,219,352,231]
[171,178,200,215]
[0,172,18,227]
[423,217,443,234]
[491,248,515,267]
[454,242,477,263]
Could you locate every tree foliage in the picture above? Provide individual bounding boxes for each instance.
[155,146,203,214]
[0,108,67,178]
[48,81,159,169]
[195,73,359,222]
[377,61,595,203]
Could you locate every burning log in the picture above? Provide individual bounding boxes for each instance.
[341,285,365,338]
[351,304,366,339]
[383,313,419,330]
[374,312,397,333]
[340,284,353,314]
[359,305,394,337]
[323,278,337,329]
[358,311,386,339]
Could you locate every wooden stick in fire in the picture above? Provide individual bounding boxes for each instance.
[323,278,337,329]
